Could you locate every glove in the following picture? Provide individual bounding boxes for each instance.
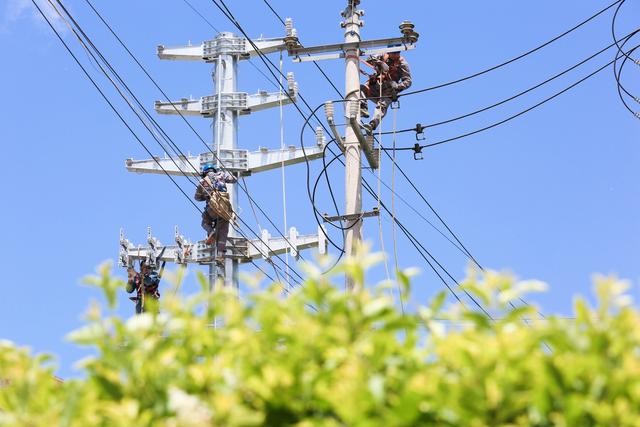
[391,81,399,91]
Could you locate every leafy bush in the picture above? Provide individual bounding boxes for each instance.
[1,251,639,426]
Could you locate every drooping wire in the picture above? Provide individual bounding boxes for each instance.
[397,0,624,98]
[384,42,640,151]
[47,0,309,288]
[379,32,639,136]
[81,0,314,272]
[213,0,495,313]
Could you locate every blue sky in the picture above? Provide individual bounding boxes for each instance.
[0,0,638,378]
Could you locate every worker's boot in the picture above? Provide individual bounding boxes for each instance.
[363,118,378,135]
[359,101,370,118]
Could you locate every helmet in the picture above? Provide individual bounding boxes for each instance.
[202,163,217,174]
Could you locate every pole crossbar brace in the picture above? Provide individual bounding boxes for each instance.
[288,36,417,62]
[322,208,379,223]
[119,226,327,266]
[347,101,379,169]
[125,139,325,176]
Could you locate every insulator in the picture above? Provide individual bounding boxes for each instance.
[349,99,359,118]
[315,127,325,145]
[285,18,293,36]
[324,101,335,120]
[287,72,295,91]
[399,21,415,36]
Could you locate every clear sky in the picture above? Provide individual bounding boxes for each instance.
[1,0,638,378]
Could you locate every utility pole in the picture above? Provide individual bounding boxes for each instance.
[120,24,328,292]
[287,1,419,290]
[343,2,363,291]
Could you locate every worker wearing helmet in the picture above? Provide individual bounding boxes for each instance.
[194,164,237,260]
[126,260,161,314]
[360,49,412,133]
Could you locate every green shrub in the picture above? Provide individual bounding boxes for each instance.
[1,251,639,426]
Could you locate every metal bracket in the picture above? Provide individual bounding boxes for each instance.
[324,101,345,152]
[157,22,301,62]
[155,72,297,117]
[347,101,379,169]
[323,208,379,223]
[119,226,325,265]
[200,150,248,172]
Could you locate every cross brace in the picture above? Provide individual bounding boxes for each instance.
[322,208,379,223]
[125,138,326,176]
[156,22,301,63]
[119,226,327,268]
[154,72,297,117]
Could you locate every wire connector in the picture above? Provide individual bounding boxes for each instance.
[415,123,426,141]
[413,143,424,160]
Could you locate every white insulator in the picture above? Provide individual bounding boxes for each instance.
[287,72,295,91]
[315,127,325,145]
[349,99,359,118]
[324,101,335,120]
[285,18,293,35]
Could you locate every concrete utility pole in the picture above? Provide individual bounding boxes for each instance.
[120,25,328,292]
[342,2,364,291]
[287,1,419,290]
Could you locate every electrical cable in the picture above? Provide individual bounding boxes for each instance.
[213,0,496,313]
[397,0,624,98]
[611,0,639,63]
[379,31,639,136]
[46,0,309,289]
[81,0,314,273]
[383,45,640,151]
[209,0,349,260]
[181,0,280,90]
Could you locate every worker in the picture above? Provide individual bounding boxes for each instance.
[126,261,161,314]
[194,163,237,261]
[359,48,412,133]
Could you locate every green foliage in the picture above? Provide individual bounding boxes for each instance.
[1,253,640,426]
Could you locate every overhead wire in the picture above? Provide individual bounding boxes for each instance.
[213,0,496,313]
[47,0,309,289]
[396,0,625,98]
[254,0,491,310]
[379,31,639,136]
[81,0,315,276]
[383,39,640,151]
[209,0,349,263]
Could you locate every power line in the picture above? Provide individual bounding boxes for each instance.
[210,0,495,314]
[383,45,639,151]
[80,0,315,275]
[45,0,309,288]
[379,31,639,136]
[397,0,625,98]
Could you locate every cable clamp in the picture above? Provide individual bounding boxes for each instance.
[415,123,426,141]
[413,143,424,160]
[390,93,400,109]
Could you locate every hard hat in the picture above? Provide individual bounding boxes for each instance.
[202,163,217,173]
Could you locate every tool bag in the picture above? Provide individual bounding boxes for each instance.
[205,177,234,221]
